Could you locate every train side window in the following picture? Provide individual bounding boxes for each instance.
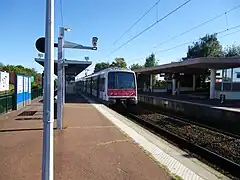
[99,78,105,92]
[102,78,105,92]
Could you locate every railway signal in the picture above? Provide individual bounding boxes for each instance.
[35,37,58,53]
[92,37,98,50]
[35,36,98,53]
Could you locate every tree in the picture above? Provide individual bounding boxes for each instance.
[129,63,143,70]
[110,57,127,68]
[94,62,110,73]
[143,53,157,86]
[184,34,222,88]
[144,53,157,67]
[223,44,240,57]
[0,63,42,89]
[186,33,222,59]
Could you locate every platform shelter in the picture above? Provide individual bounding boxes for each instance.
[35,58,92,97]
[134,56,240,100]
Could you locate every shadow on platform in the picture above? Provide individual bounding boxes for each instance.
[65,94,100,104]
[0,128,44,133]
[15,117,42,121]
[0,126,67,133]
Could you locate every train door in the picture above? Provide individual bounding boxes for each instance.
[104,73,108,101]
[97,76,100,98]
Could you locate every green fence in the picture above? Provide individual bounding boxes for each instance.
[0,88,43,114]
[31,88,43,100]
[0,93,14,114]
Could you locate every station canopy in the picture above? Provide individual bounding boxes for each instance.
[134,56,240,74]
[35,58,92,77]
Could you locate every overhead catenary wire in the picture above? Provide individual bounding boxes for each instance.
[128,24,240,64]
[153,4,240,48]
[154,24,240,54]
[111,0,193,54]
[113,0,162,45]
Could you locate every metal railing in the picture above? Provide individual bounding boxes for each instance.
[31,87,43,100]
[0,93,14,114]
[0,87,43,114]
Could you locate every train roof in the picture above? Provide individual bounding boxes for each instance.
[77,67,135,81]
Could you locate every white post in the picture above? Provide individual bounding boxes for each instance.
[192,74,196,91]
[42,0,54,179]
[172,74,176,95]
[57,30,63,130]
[231,68,234,91]
[177,80,180,95]
[150,74,153,92]
[221,69,224,91]
[210,69,216,99]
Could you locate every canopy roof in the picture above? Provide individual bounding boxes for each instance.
[134,57,240,74]
[35,58,92,76]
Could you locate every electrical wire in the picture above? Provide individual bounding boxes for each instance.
[113,0,162,45]
[111,0,193,54]
[153,4,240,48]
[127,24,240,64]
[154,24,240,54]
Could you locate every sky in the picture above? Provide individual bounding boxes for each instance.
[0,0,240,78]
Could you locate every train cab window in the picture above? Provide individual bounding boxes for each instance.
[108,72,135,89]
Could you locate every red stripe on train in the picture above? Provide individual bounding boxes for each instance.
[107,89,136,97]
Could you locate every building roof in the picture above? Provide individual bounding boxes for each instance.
[134,56,240,74]
[35,58,92,77]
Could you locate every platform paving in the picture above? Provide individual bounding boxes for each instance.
[139,91,240,108]
[0,96,171,180]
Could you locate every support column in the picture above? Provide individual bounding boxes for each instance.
[57,36,63,130]
[62,63,65,104]
[231,68,234,91]
[177,80,180,95]
[210,69,216,99]
[149,74,153,92]
[192,74,196,91]
[172,74,176,95]
[221,69,224,91]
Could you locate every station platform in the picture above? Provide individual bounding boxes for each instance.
[139,91,240,110]
[0,96,169,180]
[0,95,229,180]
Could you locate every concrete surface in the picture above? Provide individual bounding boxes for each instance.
[0,97,171,180]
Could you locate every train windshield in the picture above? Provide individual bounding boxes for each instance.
[108,72,135,89]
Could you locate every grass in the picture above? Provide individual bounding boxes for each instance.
[171,174,183,180]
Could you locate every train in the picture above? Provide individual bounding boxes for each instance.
[75,67,138,107]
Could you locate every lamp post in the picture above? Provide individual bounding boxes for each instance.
[57,27,71,130]
[41,0,54,179]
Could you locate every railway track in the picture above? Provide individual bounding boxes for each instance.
[83,94,240,179]
[139,103,240,139]
[115,105,240,179]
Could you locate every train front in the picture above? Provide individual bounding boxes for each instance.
[107,70,137,106]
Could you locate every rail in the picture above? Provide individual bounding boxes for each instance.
[125,111,240,179]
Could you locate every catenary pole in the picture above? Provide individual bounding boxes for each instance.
[57,27,64,130]
[41,0,54,179]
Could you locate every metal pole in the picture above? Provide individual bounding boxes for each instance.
[57,31,63,130]
[231,68,234,91]
[42,0,54,179]
[62,63,65,104]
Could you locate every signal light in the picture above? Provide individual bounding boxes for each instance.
[35,37,58,53]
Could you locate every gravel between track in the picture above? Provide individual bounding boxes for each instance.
[130,105,240,165]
